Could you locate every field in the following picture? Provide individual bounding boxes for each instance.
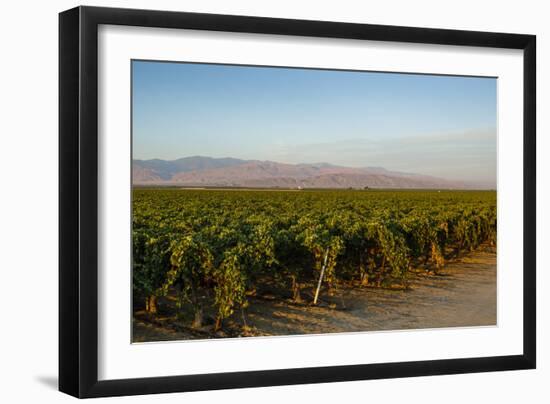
[132,188,497,341]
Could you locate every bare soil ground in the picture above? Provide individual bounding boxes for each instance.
[133,247,496,342]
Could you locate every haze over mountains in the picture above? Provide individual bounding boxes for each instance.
[133,156,486,189]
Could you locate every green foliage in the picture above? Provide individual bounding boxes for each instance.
[133,188,496,327]
[167,234,213,305]
[132,228,172,301]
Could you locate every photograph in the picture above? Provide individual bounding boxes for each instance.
[131,60,497,343]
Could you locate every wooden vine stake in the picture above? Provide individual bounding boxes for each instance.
[313,249,329,305]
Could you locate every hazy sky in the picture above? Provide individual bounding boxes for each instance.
[132,60,497,185]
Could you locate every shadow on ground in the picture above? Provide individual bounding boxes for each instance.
[35,375,58,390]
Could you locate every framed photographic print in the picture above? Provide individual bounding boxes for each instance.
[59,6,536,398]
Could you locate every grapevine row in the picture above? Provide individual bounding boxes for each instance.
[133,189,496,330]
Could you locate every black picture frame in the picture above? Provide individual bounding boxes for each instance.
[59,5,536,398]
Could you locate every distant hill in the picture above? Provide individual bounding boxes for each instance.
[133,156,473,189]
[132,156,246,180]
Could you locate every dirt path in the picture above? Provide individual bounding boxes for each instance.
[133,248,496,342]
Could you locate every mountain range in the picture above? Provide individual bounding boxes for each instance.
[132,156,476,189]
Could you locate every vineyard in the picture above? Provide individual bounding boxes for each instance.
[132,188,496,336]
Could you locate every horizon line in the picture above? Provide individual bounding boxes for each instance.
[132,155,496,187]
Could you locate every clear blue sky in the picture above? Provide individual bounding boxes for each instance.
[132,60,497,185]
